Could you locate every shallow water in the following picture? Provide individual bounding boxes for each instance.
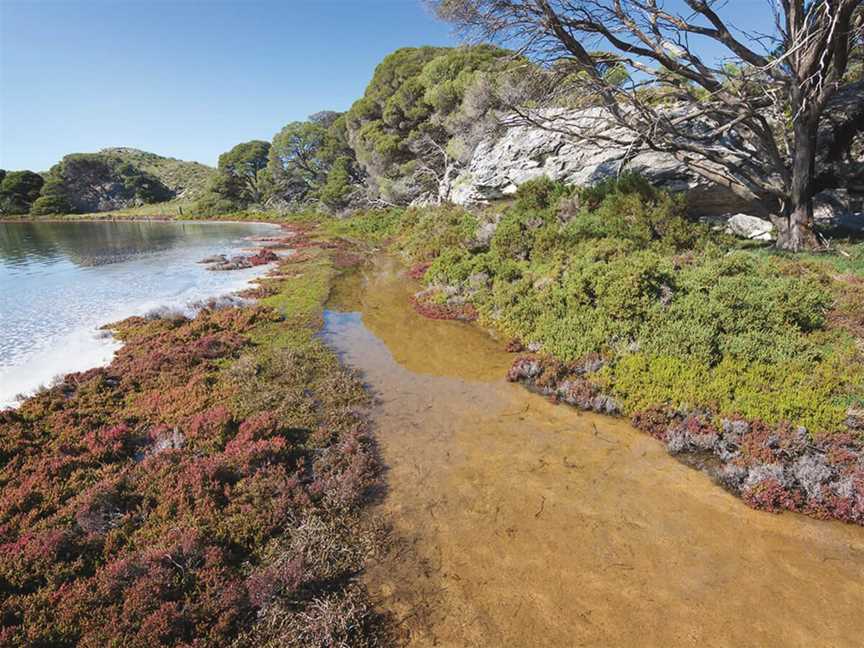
[323,257,864,648]
[0,220,278,406]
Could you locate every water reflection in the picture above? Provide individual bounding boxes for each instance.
[0,220,266,268]
[0,220,278,407]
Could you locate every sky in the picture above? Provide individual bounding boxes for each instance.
[0,0,457,171]
[0,0,778,172]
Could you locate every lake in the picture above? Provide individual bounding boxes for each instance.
[0,220,279,407]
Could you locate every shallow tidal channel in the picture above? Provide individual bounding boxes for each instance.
[322,256,864,647]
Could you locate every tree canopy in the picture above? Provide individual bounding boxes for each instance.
[0,170,44,215]
[268,111,361,208]
[345,45,517,203]
[217,140,271,204]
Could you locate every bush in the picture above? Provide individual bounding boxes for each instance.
[566,174,705,250]
[395,205,478,260]
[0,170,43,214]
[386,172,863,435]
[0,258,384,646]
[324,208,404,242]
[29,193,71,215]
[512,176,572,211]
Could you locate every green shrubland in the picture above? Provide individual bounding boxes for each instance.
[377,174,864,435]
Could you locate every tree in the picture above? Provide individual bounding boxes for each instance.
[269,119,331,201]
[217,140,270,203]
[0,170,44,214]
[268,112,363,207]
[33,153,172,213]
[432,0,864,250]
[345,45,517,204]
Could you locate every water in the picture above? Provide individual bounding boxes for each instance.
[0,220,279,407]
[323,257,864,647]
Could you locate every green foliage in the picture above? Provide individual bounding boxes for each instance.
[566,172,706,250]
[269,118,330,202]
[0,170,43,214]
[264,112,362,210]
[33,152,174,214]
[219,140,270,202]
[323,208,404,242]
[513,176,572,211]
[98,147,216,202]
[608,350,859,433]
[29,193,71,215]
[489,178,571,261]
[365,173,864,434]
[346,45,514,203]
[394,205,479,260]
[319,156,356,209]
[196,172,248,214]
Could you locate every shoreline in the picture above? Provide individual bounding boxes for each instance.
[0,218,285,408]
[0,223,392,645]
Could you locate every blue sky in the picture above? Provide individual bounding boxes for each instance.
[0,0,457,171]
[0,0,776,172]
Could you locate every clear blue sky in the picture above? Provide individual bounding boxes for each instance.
[0,0,775,172]
[0,0,457,171]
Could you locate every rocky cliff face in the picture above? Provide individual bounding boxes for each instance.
[450,116,759,216]
[451,86,864,221]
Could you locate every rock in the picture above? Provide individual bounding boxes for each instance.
[744,463,788,490]
[532,276,554,291]
[666,428,688,454]
[791,454,834,500]
[466,219,498,252]
[719,464,748,489]
[590,394,619,416]
[151,427,186,454]
[724,213,775,241]
[506,357,543,381]
[813,190,864,233]
[467,272,490,289]
[199,254,227,264]
[451,108,759,216]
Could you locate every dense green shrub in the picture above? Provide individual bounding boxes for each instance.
[563,172,707,250]
[0,170,43,214]
[346,45,515,203]
[324,208,404,242]
[29,193,71,215]
[389,173,863,435]
[395,205,479,260]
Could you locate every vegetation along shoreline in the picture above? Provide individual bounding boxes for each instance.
[2,2,863,641]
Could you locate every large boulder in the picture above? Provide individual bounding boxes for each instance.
[724,213,775,241]
[451,110,759,216]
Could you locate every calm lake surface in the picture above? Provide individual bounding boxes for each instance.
[0,220,279,407]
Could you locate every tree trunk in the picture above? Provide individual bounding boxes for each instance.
[776,116,818,251]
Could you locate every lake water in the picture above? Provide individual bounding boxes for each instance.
[0,220,279,407]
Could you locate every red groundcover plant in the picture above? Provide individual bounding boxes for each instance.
[0,300,385,647]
